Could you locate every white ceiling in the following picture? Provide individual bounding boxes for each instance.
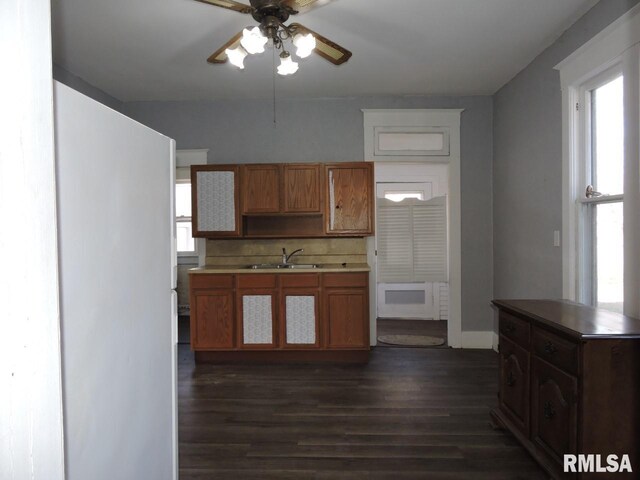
[52,0,599,102]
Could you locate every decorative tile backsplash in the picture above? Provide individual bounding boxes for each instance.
[205,238,368,266]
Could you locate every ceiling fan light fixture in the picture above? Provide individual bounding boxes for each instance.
[277,51,299,76]
[225,45,247,69]
[240,26,268,54]
[293,32,316,58]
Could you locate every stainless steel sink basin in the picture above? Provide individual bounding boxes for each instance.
[246,263,321,269]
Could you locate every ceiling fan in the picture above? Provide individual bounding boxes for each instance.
[195,0,352,75]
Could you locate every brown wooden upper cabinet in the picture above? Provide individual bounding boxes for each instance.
[193,162,373,238]
[241,164,322,215]
[241,164,281,214]
[283,164,322,214]
[191,165,241,237]
[325,163,374,235]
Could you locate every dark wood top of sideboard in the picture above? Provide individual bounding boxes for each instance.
[492,299,640,340]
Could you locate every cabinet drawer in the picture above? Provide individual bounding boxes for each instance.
[533,327,579,376]
[499,311,530,348]
[237,274,277,289]
[323,273,368,288]
[280,273,319,288]
[190,274,234,290]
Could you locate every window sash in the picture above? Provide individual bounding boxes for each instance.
[575,64,625,308]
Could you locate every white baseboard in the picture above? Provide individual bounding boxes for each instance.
[492,332,499,353]
[460,331,495,349]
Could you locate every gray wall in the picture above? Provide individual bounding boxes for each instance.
[53,64,123,112]
[123,95,494,332]
[492,0,640,299]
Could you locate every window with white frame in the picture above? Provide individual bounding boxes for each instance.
[579,69,624,312]
[175,149,208,259]
[558,4,640,317]
[176,181,195,255]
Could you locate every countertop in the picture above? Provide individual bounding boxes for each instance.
[189,263,371,274]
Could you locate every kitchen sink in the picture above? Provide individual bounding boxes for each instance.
[246,263,321,269]
[283,264,321,269]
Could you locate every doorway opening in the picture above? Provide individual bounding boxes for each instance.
[374,163,449,347]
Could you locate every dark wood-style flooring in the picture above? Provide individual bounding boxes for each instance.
[377,319,449,347]
[178,345,547,479]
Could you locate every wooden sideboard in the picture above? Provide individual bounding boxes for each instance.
[491,299,640,479]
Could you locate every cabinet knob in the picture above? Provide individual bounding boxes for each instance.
[506,372,516,387]
[544,341,557,355]
[543,401,556,420]
[502,324,515,334]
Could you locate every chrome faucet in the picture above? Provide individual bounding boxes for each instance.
[282,247,304,265]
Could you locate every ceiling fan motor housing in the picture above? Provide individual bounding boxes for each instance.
[250,0,293,23]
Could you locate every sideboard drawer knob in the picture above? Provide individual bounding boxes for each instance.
[544,341,557,355]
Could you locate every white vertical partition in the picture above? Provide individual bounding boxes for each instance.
[55,82,176,480]
[0,1,65,478]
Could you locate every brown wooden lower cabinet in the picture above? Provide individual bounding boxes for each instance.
[324,288,369,349]
[281,288,321,349]
[237,288,278,349]
[492,299,640,479]
[531,357,578,467]
[498,335,530,437]
[190,271,369,362]
[190,288,235,349]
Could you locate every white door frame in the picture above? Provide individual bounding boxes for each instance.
[363,109,463,348]
[374,165,449,321]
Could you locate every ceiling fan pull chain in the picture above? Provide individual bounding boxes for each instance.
[272,45,277,126]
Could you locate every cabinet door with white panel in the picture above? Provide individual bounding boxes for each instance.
[191,165,241,237]
[237,275,278,349]
[280,273,321,349]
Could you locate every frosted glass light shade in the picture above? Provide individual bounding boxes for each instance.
[225,46,247,69]
[277,52,299,76]
[293,33,316,58]
[240,27,268,55]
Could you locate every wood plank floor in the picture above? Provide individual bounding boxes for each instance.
[377,319,449,347]
[178,346,547,479]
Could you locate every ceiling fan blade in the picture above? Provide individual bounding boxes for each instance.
[289,23,352,65]
[194,0,253,14]
[207,30,244,64]
[281,0,335,14]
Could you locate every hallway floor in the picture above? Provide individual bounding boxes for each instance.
[178,345,546,479]
[377,319,449,347]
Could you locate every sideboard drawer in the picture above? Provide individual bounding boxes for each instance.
[499,311,530,348]
[533,327,579,376]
